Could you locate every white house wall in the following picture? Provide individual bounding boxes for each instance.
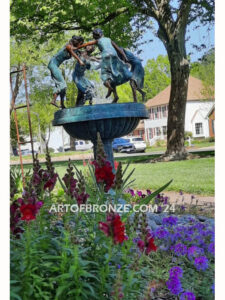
[144,100,214,142]
[185,101,213,137]
[48,127,70,150]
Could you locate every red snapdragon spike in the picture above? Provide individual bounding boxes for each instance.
[137,239,145,252]
[112,215,126,244]
[20,204,37,221]
[99,214,127,244]
[83,160,87,166]
[92,159,115,192]
[44,173,58,192]
[146,237,157,254]
[99,222,110,236]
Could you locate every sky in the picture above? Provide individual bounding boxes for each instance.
[138,21,214,65]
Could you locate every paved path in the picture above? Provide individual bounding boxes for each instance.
[159,191,214,205]
[10,146,215,165]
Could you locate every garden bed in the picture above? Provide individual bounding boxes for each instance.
[10,144,214,300]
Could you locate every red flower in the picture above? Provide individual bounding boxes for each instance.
[114,161,119,170]
[99,221,110,236]
[20,204,37,221]
[44,173,58,192]
[112,214,127,244]
[92,160,115,192]
[146,237,157,254]
[83,160,87,166]
[99,214,127,244]
[137,239,145,252]
[136,233,157,254]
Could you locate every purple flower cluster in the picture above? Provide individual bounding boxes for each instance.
[125,189,169,205]
[171,243,188,256]
[166,267,197,298]
[162,216,178,226]
[208,242,215,255]
[187,246,204,260]
[166,266,183,295]
[152,216,214,296]
[169,266,183,278]
[180,291,196,300]
[153,217,214,264]
[154,227,169,239]
[194,256,209,271]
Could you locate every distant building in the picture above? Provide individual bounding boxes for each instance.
[207,104,215,138]
[135,76,214,145]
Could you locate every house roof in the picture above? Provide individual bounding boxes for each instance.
[135,120,145,130]
[146,76,214,108]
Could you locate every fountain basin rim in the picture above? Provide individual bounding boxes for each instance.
[52,102,148,126]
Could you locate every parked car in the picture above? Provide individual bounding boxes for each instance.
[21,149,38,156]
[126,136,146,152]
[75,140,93,151]
[112,138,135,153]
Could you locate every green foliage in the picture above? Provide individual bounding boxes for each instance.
[190,48,215,99]
[144,55,170,100]
[116,55,170,103]
[185,131,193,139]
[10,0,139,47]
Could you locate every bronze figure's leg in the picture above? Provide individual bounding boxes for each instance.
[50,93,60,108]
[112,87,119,103]
[104,80,113,98]
[59,88,66,109]
[130,79,137,102]
[137,87,146,102]
[75,90,85,107]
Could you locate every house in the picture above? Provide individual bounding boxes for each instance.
[141,76,214,145]
[131,120,146,140]
[207,104,215,138]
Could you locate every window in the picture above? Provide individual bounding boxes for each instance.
[153,108,158,119]
[149,128,154,139]
[162,106,167,117]
[156,127,161,136]
[158,106,161,118]
[195,123,203,135]
[163,126,167,135]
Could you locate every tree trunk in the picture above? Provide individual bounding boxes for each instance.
[70,136,76,151]
[158,28,190,160]
[165,53,189,159]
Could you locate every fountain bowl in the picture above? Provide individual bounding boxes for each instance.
[52,102,149,168]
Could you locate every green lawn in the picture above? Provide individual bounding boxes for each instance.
[15,157,214,196]
[126,157,214,195]
[10,141,214,162]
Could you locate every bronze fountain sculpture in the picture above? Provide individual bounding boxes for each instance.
[51,29,148,169]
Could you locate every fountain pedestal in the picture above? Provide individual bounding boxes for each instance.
[52,102,148,168]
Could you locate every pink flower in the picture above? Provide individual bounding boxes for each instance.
[35,201,43,209]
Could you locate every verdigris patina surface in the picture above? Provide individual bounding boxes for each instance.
[52,102,148,168]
